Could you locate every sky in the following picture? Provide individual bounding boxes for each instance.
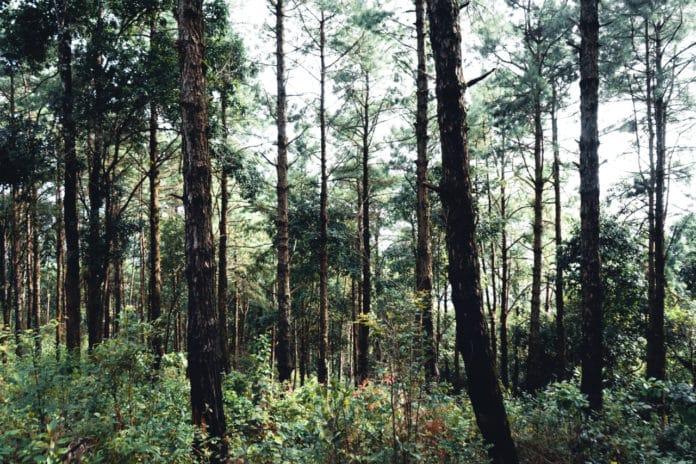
[227,0,695,229]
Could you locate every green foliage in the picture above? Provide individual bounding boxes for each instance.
[509,378,696,463]
[2,325,696,463]
[561,216,648,378]
[222,332,488,463]
[0,117,53,187]
[0,323,194,464]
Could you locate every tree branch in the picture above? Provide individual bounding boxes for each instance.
[466,68,497,88]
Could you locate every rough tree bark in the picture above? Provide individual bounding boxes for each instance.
[218,88,230,373]
[426,0,519,462]
[11,187,23,353]
[498,146,510,389]
[1,209,7,331]
[86,2,106,349]
[273,0,293,383]
[357,72,372,385]
[415,0,438,381]
[642,18,657,382]
[30,186,41,350]
[317,9,330,385]
[579,0,603,412]
[178,0,227,457]
[149,13,163,369]
[646,20,666,381]
[551,86,565,378]
[526,91,545,392]
[55,161,64,353]
[57,0,81,353]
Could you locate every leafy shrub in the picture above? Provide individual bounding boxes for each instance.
[2,325,695,463]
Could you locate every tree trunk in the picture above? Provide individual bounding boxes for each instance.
[415,0,438,381]
[499,151,510,389]
[647,21,666,381]
[1,208,8,333]
[233,246,240,368]
[30,186,41,352]
[552,86,565,378]
[357,72,372,385]
[102,266,111,339]
[139,185,147,327]
[354,180,363,383]
[273,0,293,384]
[484,168,498,371]
[55,161,65,354]
[643,17,656,380]
[178,0,227,457]
[351,274,358,381]
[11,187,23,354]
[579,0,603,412]
[149,14,164,369]
[58,5,81,353]
[86,3,106,350]
[113,239,123,335]
[218,88,230,373]
[526,94,545,392]
[427,1,519,461]
[317,9,330,385]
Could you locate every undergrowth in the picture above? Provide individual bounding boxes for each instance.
[1,325,694,463]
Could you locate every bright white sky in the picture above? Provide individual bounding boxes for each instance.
[227,0,695,229]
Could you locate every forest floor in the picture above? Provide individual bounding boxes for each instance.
[1,326,695,464]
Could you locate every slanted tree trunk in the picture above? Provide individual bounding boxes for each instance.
[426,0,519,461]
[149,14,163,369]
[273,0,293,383]
[178,0,227,458]
[579,0,603,412]
[317,9,330,385]
[415,0,438,381]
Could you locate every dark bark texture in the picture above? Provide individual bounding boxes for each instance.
[357,73,371,385]
[646,22,666,381]
[415,0,438,381]
[426,0,519,462]
[86,6,106,349]
[218,90,230,373]
[526,97,544,392]
[178,0,227,457]
[149,18,163,368]
[552,87,565,378]
[1,214,7,330]
[274,0,293,384]
[317,9,329,385]
[579,0,603,411]
[58,1,81,353]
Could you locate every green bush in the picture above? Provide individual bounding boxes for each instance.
[2,325,695,463]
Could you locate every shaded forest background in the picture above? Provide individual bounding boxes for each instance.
[0,0,695,462]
